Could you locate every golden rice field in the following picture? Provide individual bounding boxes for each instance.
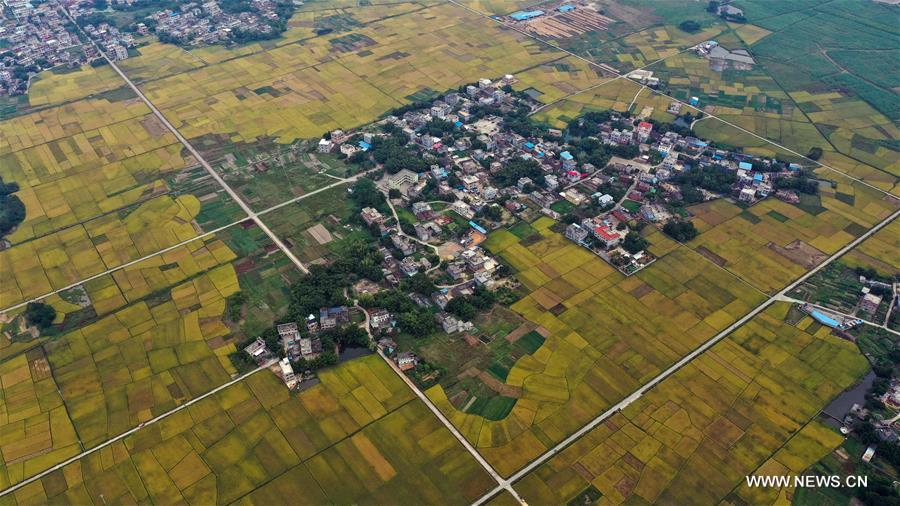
[23,65,124,109]
[126,3,562,144]
[512,56,610,105]
[427,216,766,476]
[839,218,900,277]
[0,194,212,310]
[513,303,868,505]
[0,225,314,487]
[4,355,495,505]
[0,350,80,489]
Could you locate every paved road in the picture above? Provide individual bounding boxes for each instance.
[0,363,271,498]
[472,209,898,505]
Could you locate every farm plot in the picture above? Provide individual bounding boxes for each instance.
[0,350,80,488]
[512,56,611,105]
[4,64,124,118]
[127,3,562,145]
[0,180,244,311]
[427,216,765,476]
[642,50,796,120]
[513,302,869,505]
[261,184,361,264]
[0,222,302,486]
[4,355,494,506]
[786,219,898,321]
[741,0,900,179]
[685,121,898,294]
[207,141,338,211]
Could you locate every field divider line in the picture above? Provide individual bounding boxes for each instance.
[472,208,899,505]
[0,176,359,316]
[444,0,897,198]
[374,348,526,503]
[61,6,310,276]
[0,363,270,498]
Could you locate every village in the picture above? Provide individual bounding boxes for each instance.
[247,72,820,389]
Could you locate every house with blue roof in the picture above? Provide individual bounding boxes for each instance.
[738,161,753,170]
[358,141,371,151]
[558,4,575,12]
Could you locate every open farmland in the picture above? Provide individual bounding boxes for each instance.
[0,350,80,488]
[427,216,766,476]
[3,355,495,505]
[683,119,899,294]
[733,0,900,182]
[1,64,125,119]
[125,3,562,145]
[0,219,302,485]
[513,302,868,505]
[115,3,431,83]
[260,184,360,265]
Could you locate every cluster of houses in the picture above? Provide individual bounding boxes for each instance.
[243,306,352,389]
[134,0,286,46]
[325,73,807,279]
[0,1,101,95]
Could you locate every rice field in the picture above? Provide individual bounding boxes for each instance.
[125,4,562,145]
[0,218,306,486]
[0,349,81,488]
[428,216,766,476]
[3,355,495,505]
[513,302,868,505]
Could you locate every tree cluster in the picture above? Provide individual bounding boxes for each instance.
[675,164,737,195]
[493,158,545,187]
[445,286,496,320]
[362,290,437,337]
[24,302,56,329]
[622,231,648,254]
[371,134,427,174]
[0,177,25,240]
[662,220,699,242]
[774,172,819,195]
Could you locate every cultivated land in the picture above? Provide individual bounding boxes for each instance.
[120,3,564,145]
[427,216,767,476]
[512,303,869,505]
[0,0,897,504]
[3,355,495,505]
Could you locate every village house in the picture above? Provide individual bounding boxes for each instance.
[319,306,349,330]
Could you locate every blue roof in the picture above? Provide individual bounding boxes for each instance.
[469,221,487,234]
[811,310,840,328]
[524,141,535,149]
[689,97,700,105]
[789,163,801,171]
[558,4,575,11]
[560,151,574,160]
[738,161,753,170]
[454,121,463,127]
[692,140,708,147]
[358,141,371,150]
[510,9,544,20]
[753,173,763,181]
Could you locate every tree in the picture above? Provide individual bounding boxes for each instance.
[0,176,25,240]
[397,309,437,337]
[401,272,436,296]
[349,178,385,211]
[678,20,701,33]
[662,220,698,242]
[806,146,823,160]
[24,302,56,329]
[675,164,737,194]
[622,231,648,254]
[707,1,720,13]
